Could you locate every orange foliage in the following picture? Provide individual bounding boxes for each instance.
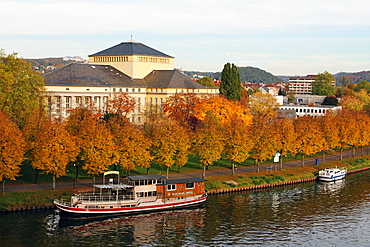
[106,92,136,116]
[193,96,252,126]
[32,120,78,189]
[0,111,25,183]
[163,93,212,127]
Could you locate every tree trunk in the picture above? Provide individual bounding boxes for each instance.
[2,180,5,193]
[340,147,343,160]
[147,167,150,175]
[52,174,56,190]
[323,151,326,163]
[280,157,283,170]
[166,167,169,179]
[352,146,355,157]
[177,166,181,173]
[302,154,305,167]
[35,168,39,184]
[231,162,235,175]
[203,166,206,178]
[256,160,260,173]
[362,147,364,156]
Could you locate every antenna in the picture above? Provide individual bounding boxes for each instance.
[130,34,133,40]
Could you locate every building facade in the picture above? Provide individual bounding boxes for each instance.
[43,40,218,122]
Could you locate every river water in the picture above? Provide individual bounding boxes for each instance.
[2,170,370,246]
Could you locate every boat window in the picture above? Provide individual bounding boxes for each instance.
[167,184,176,191]
[186,182,195,189]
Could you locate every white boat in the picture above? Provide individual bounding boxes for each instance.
[54,171,208,219]
[317,167,347,182]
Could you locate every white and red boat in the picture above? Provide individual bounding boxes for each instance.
[54,171,208,219]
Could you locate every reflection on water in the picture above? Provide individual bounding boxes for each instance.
[2,171,370,246]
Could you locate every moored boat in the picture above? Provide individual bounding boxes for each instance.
[317,167,347,182]
[54,171,207,219]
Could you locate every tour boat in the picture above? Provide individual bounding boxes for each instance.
[317,167,347,182]
[54,171,208,219]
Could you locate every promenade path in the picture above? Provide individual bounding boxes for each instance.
[5,147,370,193]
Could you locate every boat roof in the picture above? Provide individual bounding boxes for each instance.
[126,174,165,181]
[165,177,207,184]
[94,184,133,189]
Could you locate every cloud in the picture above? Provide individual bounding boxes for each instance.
[2,0,370,36]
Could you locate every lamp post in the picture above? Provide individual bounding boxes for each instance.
[73,163,76,189]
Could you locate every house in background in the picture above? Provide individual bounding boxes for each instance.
[43,40,218,122]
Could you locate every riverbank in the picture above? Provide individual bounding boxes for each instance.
[206,156,370,194]
[1,156,370,213]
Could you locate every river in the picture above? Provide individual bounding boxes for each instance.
[2,170,370,246]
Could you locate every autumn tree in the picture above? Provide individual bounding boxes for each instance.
[0,50,45,129]
[248,92,280,124]
[192,111,225,177]
[67,107,117,181]
[105,92,136,119]
[274,117,297,169]
[150,118,190,178]
[319,113,340,163]
[163,93,211,128]
[311,71,336,96]
[193,96,252,126]
[0,111,25,193]
[294,116,325,166]
[223,114,253,174]
[106,115,152,175]
[250,120,279,172]
[32,120,78,190]
[22,105,49,183]
[220,63,242,100]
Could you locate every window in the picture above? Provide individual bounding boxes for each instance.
[167,184,176,191]
[65,97,71,110]
[186,182,194,189]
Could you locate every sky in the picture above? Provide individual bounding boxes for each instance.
[1,0,370,76]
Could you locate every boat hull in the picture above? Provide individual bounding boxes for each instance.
[317,174,346,182]
[55,196,207,219]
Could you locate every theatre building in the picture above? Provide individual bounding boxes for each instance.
[43,40,218,122]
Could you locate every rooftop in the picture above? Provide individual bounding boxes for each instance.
[89,40,174,58]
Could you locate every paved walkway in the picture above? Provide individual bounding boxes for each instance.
[4,147,370,193]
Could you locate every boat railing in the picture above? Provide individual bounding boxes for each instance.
[77,193,134,202]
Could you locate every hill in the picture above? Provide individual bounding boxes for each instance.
[184,66,286,84]
[25,57,85,74]
[334,71,370,85]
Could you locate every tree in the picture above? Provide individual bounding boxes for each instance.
[250,121,279,172]
[274,117,297,169]
[287,92,295,103]
[311,71,336,96]
[32,120,78,190]
[353,80,370,93]
[322,96,339,106]
[319,113,340,163]
[294,116,325,166]
[220,63,242,100]
[106,115,152,175]
[223,115,253,175]
[163,93,211,128]
[150,118,190,178]
[248,92,280,124]
[192,111,225,178]
[0,111,25,193]
[67,107,117,181]
[0,50,45,129]
[198,77,217,88]
[105,92,136,117]
[193,96,252,126]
